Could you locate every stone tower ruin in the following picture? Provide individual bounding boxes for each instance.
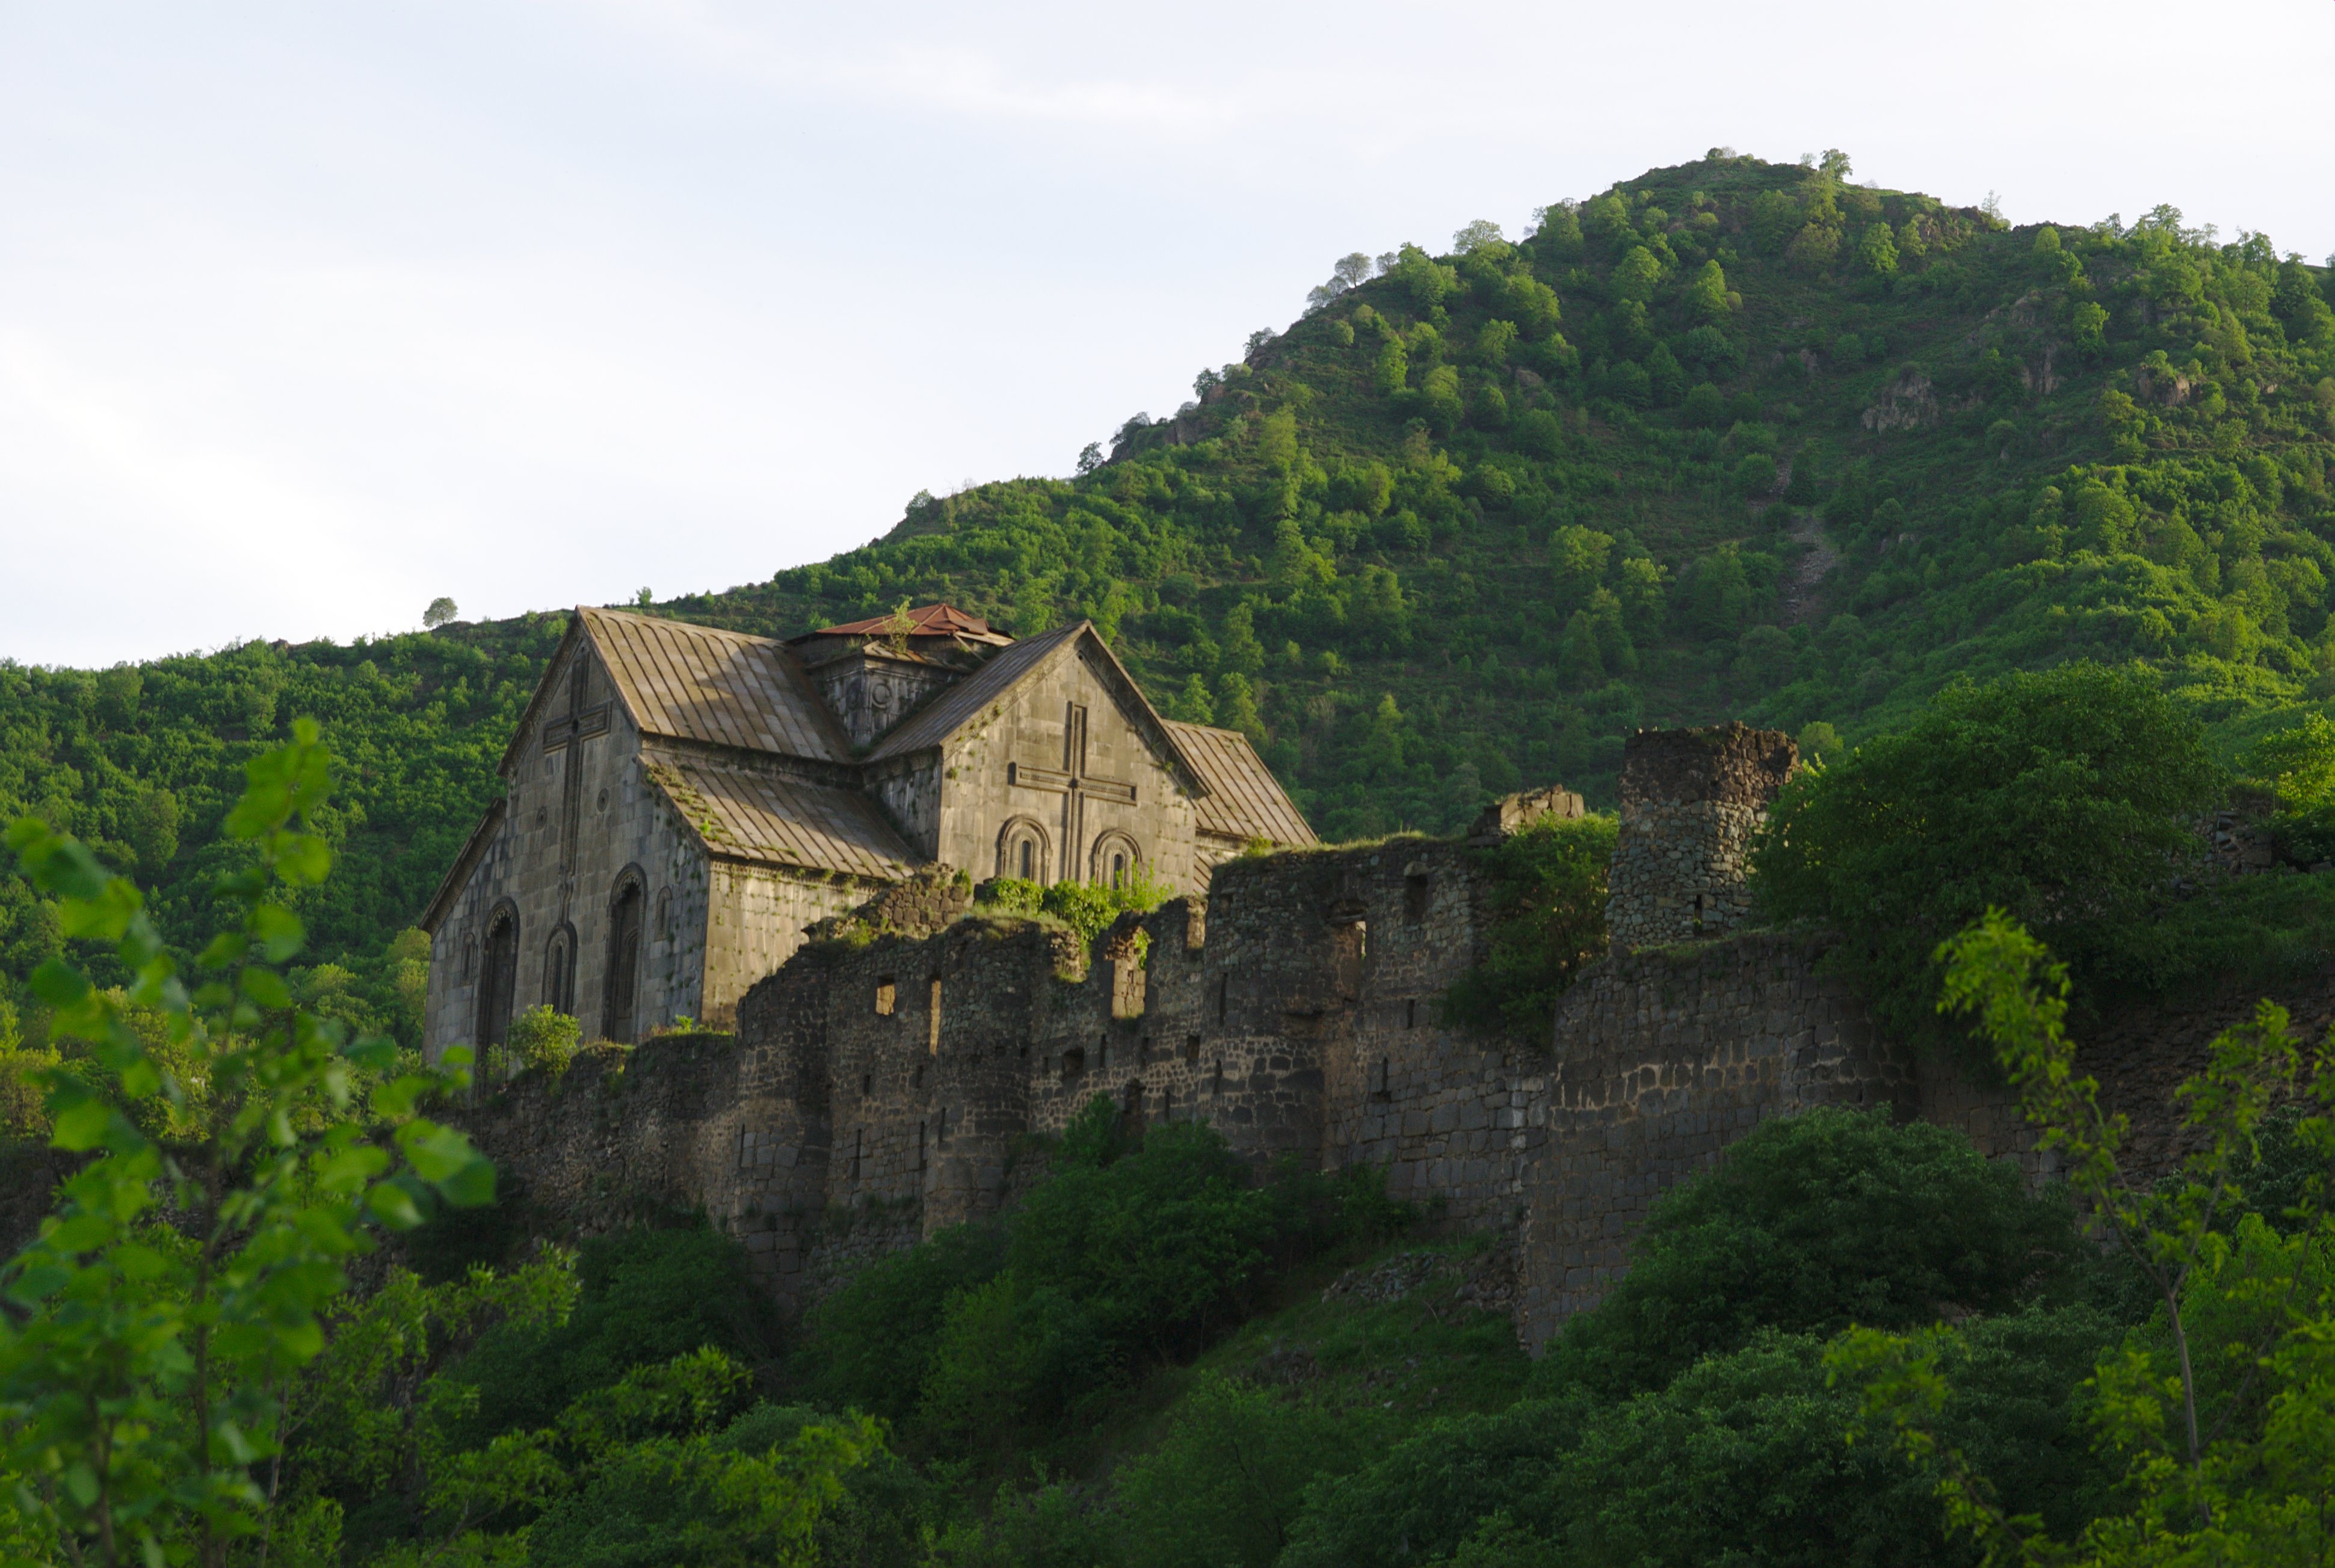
[1605,721,1797,949]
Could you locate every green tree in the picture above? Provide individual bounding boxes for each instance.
[1609,246,1664,304]
[422,597,459,629]
[1176,674,1217,725]
[1751,663,2223,1044]
[0,723,498,1567]
[1391,245,1458,310]
[1549,524,1614,608]
[1682,260,1734,320]
[1217,672,1263,740]
[1856,221,1899,279]
[1537,1107,2081,1402]
[1220,603,1266,677]
[1833,911,2335,1568]
[1115,1375,1363,1568]
[1795,720,1842,764]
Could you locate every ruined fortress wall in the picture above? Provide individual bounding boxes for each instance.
[447,722,2335,1353]
[1514,933,1911,1348]
[1606,724,1796,950]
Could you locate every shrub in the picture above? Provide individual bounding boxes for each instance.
[505,1002,581,1075]
[979,871,1174,947]
[1440,814,1618,1039]
[1115,1376,1365,1568]
[442,1225,776,1447]
[797,1223,1007,1422]
[1533,1107,2082,1402]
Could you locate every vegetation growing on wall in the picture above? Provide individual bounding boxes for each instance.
[1438,811,1617,1039]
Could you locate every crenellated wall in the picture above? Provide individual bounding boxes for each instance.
[451,727,2303,1351]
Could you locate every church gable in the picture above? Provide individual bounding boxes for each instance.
[929,626,1206,891]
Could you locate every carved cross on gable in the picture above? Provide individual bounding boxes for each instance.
[1008,703,1135,882]
[544,662,611,871]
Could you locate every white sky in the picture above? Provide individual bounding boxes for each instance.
[4,1,2332,668]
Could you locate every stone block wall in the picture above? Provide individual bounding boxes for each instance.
[1606,722,1796,950]
[446,728,2325,1357]
[1514,932,1912,1347]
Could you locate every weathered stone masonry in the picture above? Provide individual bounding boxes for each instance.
[461,723,2295,1351]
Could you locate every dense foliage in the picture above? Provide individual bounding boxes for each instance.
[798,1095,1407,1459]
[1751,661,2230,1039]
[1532,1106,2084,1401]
[0,618,562,1051]
[10,150,2335,1050]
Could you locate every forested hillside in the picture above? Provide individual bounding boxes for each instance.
[5,147,2334,1038]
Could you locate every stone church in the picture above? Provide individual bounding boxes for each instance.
[418,603,1315,1056]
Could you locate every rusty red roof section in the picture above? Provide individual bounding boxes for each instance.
[792,603,1011,644]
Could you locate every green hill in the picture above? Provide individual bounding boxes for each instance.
[5,149,2333,1039]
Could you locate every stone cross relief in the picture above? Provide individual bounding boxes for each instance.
[543,661,611,917]
[1008,702,1135,881]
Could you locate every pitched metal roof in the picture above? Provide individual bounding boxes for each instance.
[645,758,917,881]
[1162,721,1317,847]
[581,606,852,763]
[861,623,1086,762]
[792,603,1011,645]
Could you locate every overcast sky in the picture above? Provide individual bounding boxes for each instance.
[5,1,2332,668]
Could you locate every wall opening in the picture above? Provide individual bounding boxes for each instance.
[875,976,896,1016]
[543,924,575,1018]
[1183,1033,1200,1064]
[860,1072,871,1099]
[477,908,518,1048]
[917,1121,927,1171]
[1404,869,1432,921]
[850,1128,863,1183]
[1327,908,1368,1000]
[1061,1047,1085,1081]
[1405,997,1417,1030]
[1371,1057,1392,1101]
[1211,1057,1225,1096]
[603,879,645,1044]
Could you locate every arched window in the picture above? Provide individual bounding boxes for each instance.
[603,872,646,1044]
[1088,831,1141,888]
[475,905,518,1048]
[995,817,1050,884]
[544,924,576,1015]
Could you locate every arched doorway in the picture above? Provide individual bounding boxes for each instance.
[475,905,518,1047]
[603,875,646,1043]
[543,923,576,1016]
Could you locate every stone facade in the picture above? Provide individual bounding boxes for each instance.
[1606,722,1797,949]
[421,606,1313,1058]
[1517,933,1911,1342]
[450,722,2289,1353]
